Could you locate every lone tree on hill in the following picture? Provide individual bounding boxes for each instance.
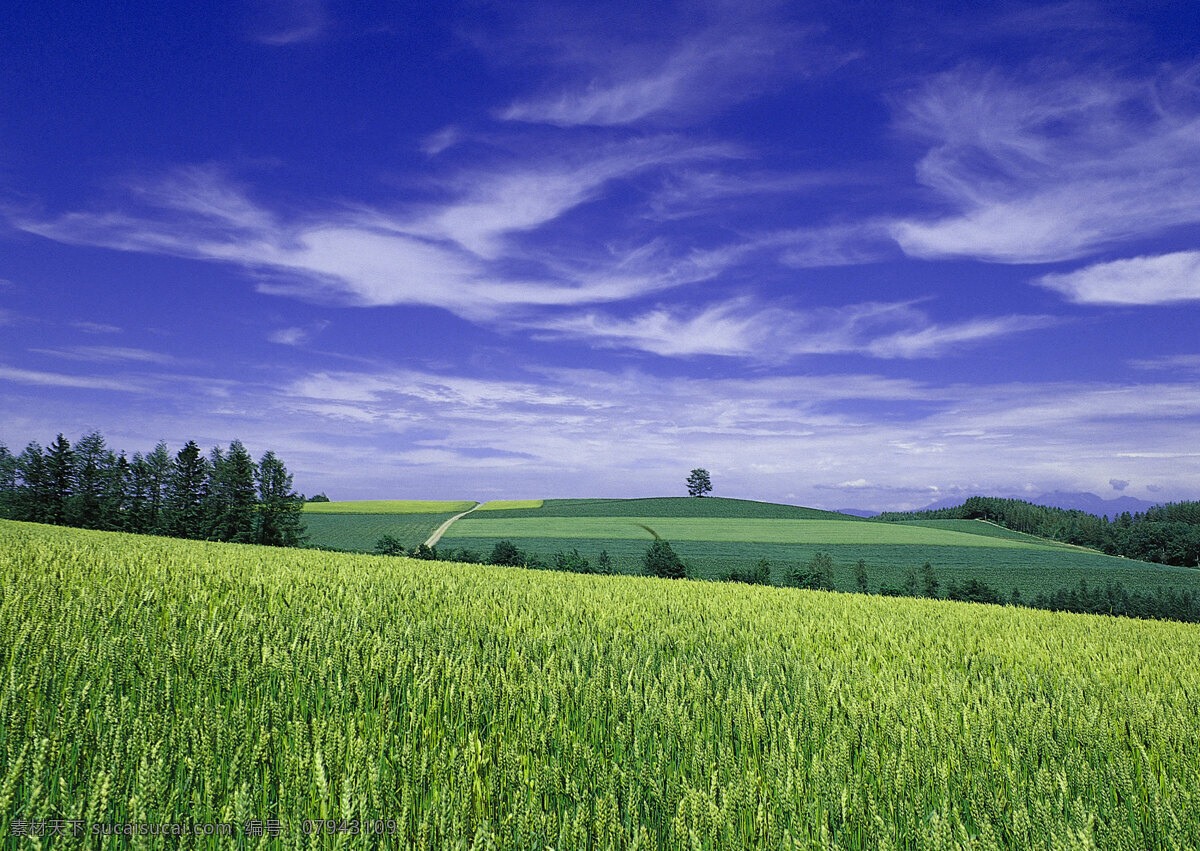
[686,468,713,497]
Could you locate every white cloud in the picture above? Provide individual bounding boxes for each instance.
[70,321,123,334]
[29,346,176,364]
[265,364,1200,507]
[268,322,329,346]
[535,299,1050,360]
[250,0,325,45]
[890,66,1200,262]
[416,138,733,258]
[421,126,463,156]
[0,364,144,392]
[1129,354,1200,373]
[497,23,822,127]
[1035,251,1200,305]
[16,153,734,321]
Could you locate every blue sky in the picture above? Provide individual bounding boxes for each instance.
[2,0,1199,509]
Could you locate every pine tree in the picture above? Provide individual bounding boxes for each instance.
[487,540,526,566]
[125,453,156,533]
[14,442,49,523]
[255,451,305,546]
[854,559,869,593]
[596,549,613,575]
[145,441,172,533]
[166,441,209,539]
[0,443,16,518]
[207,440,259,542]
[44,433,74,525]
[70,431,116,529]
[920,562,939,598]
[790,552,834,590]
[644,539,687,579]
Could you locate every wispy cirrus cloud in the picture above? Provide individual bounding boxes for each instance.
[413,137,733,257]
[268,321,329,346]
[29,345,177,364]
[0,364,146,392]
[1128,354,1200,373]
[249,0,325,45]
[1035,251,1200,305]
[15,153,735,321]
[890,64,1200,263]
[495,6,839,127]
[533,298,1051,359]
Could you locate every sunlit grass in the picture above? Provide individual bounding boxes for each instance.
[301,499,476,514]
[2,519,1198,849]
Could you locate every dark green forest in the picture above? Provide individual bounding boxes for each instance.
[0,431,306,546]
[877,495,1200,567]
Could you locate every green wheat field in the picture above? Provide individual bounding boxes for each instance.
[2,519,1198,849]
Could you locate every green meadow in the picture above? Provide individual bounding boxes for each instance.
[2,519,1198,849]
[435,496,1200,599]
[302,499,477,514]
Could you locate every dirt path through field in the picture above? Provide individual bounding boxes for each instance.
[425,502,484,547]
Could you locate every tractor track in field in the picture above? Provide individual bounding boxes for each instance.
[425,502,484,547]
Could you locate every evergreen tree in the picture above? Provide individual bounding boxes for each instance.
[207,440,258,542]
[596,549,613,575]
[790,552,834,590]
[553,548,591,573]
[106,452,131,529]
[69,430,115,529]
[45,433,75,525]
[166,441,209,539]
[902,565,920,597]
[644,539,687,579]
[146,441,173,533]
[14,442,49,523]
[487,540,526,566]
[854,559,869,593]
[255,451,305,546]
[920,562,939,598]
[0,443,16,518]
[375,535,406,556]
[125,453,157,533]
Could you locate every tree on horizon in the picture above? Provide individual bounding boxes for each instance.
[686,468,713,497]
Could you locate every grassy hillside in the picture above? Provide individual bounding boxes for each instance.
[451,516,1047,547]
[440,497,1200,599]
[464,496,858,519]
[475,499,543,511]
[303,512,457,551]
[302,499,476,514]
[3,519,1198,849]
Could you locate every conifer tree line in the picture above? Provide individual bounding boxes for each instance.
[0,431,306,546]
[877,495,1200,567]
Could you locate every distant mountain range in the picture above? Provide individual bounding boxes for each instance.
[838,491,1163,519]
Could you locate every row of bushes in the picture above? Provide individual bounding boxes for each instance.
[379,536,1200,625]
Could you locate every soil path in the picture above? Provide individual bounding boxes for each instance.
[425,502,484,547]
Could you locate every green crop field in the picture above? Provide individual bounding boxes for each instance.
[438,497,1200,599]
[464,496,857,520]
[475,499,543,511]
[886,518,1085,548]
[3,519,1198,849]
[449,516,1048,548]
[302,499,476,514]
[303,512,457,551]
